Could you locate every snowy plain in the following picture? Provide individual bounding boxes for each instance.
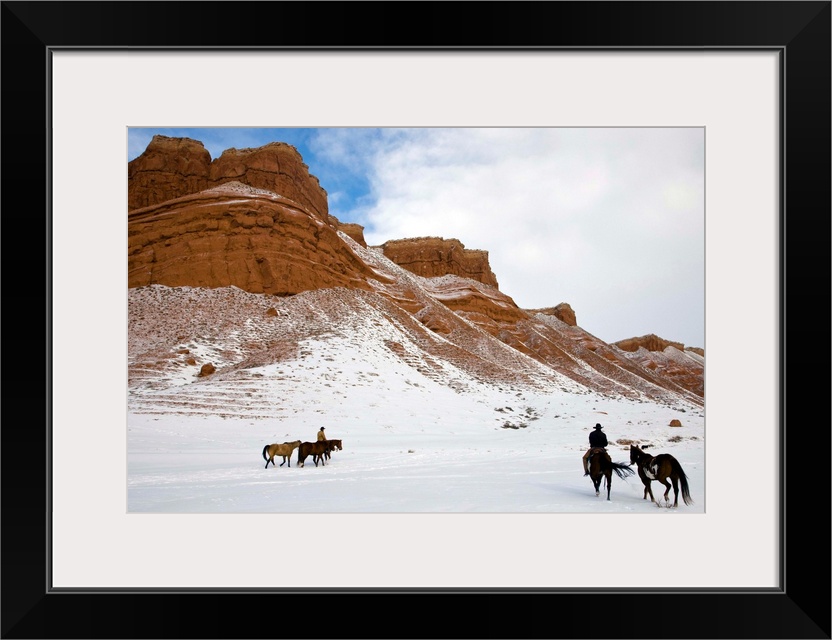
[127,309,706,515]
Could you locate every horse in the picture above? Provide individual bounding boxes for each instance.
[586,447,635,500]
[629,444,693,507]
[323,439,342,461]
[262,440,302,469]
[297,441,331,467]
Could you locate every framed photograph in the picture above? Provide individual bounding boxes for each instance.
[3,2,829,638]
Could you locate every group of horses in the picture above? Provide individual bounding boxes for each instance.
[262,439,343,469]
[586,444,693,507]
[263,437,690,507]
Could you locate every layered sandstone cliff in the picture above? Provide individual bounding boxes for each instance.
[526,303,577,327]
[614,333,685,353]
[128,135,329,219]
[128,181,378,296]
[380,237,499,289]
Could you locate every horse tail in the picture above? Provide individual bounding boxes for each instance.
[610,461,635,479]
[262,445,269,462]
[672,458,694,505]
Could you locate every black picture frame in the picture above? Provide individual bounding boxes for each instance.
[2,2,829,638]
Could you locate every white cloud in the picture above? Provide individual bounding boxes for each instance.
[345,128,704,346]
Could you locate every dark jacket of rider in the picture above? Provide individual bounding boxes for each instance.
[588,424,608,448]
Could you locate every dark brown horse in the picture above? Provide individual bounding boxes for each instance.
[262,440,302,469]
[298,441,331,467]
[586,447,635,500]
[323,439,342,461]
[629,444,693,507]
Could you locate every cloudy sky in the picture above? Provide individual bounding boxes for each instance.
[128,127,704,348]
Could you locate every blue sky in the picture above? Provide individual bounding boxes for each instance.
[128,127,705,348]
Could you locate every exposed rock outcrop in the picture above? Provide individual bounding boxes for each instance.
[209,143,328,220]
[614,334,685,353]
[128,182,376,296]
[527,303,577,327]
[380,237,499,289]
[129,135,328,220]
[336,222,367,247]
[127,136,212,211]
[198,363,216,377]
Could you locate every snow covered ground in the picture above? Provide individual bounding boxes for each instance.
[106,283,715,589]
[128,325,705,514]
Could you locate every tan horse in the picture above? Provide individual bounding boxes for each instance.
[262,440,302,469]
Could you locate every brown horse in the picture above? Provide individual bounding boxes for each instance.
[297,441,331,467]
[262,440,302,469]
[323,439,342,461]
[586,447,635,500]
[629,444,693,507]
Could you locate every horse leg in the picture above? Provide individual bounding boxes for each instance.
[671,476,680,507]
[606,473,611,501]
[641,479,653,501]
[659,478,672,504]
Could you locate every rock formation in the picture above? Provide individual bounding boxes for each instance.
[128,182,377,295]
[614,333,685,353]
[128,135,328,219]
[527,303,577,327]
[335,221,367,247]
[127,136,704,402]
[380,237,499,288]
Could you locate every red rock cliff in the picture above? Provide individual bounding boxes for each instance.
[613,333,685,353]
[380,237,499,288]
[128,135,328,220]
[128,181,376,296]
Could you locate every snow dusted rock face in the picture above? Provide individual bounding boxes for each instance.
[127,136,705,404]
[614,333,685,353]
[381,237,499,288]
[525,302,577,327]
[128,135,328,219]
[610,334,704,397]
[128,136,212,211]
[208,142,329,220]
[128,182,378,295]
[335,222,367,247]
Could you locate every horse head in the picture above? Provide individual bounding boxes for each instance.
[629,444,653,465]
